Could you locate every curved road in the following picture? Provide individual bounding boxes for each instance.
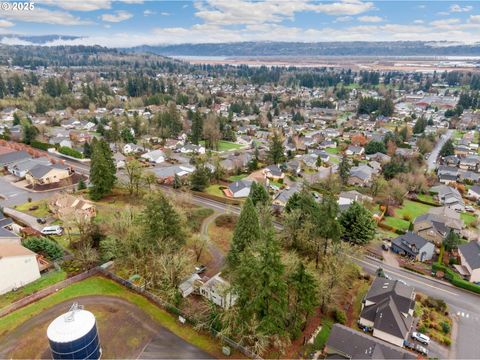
[427,129,454,172]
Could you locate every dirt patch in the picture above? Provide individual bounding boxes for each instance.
[0,295,209,359]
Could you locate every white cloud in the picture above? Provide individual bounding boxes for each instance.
[413,19,424,24]
[101,10,133,23]
[144,10,156,16]
[161,12,170,16]
[430,18,461,27]
[450,4,473,13]
[0,20,14,27]
[182,4,188,9]
[469,15,480,23]
[437,11,450,16]
[335,16,353,23]
[41,0,112,11]
[2,7,90,25]
[358,15,383,23]
[193,0,373,26]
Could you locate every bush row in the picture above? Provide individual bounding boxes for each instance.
[59,146,83,159]
[432,263,480,294]
[30,140,55,151]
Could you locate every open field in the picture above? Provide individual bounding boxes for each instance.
[200,140,243,152]
[394,200,433,221]
[0,277,222,358]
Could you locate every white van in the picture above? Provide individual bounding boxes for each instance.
[41,225,64,236]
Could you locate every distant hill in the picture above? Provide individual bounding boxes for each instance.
[0,34,81,45]
[126,41,480,57]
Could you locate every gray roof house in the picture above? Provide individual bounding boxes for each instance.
[0,151,31,167]
[325,324,416,359]
[458,241,480,284]
[391,232,435,262]
[359,277,416,348]
[467,185,480,200]
[430,185,465,212]
[226,179,253,198]
[7,157,51,178]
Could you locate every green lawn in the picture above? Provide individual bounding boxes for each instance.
[453,130,464,141]
[416,194,437,204]
[383,216,410,231]
[14,200,50,218]
[200,140,243,152]
[461,212,477,227]
[0,277,221,357]
[326,147,339,155]
[0,270,67,309]
[205,184,225,197]
[227,174,247,182]
[313,319,333,350]
[394,200,433,221]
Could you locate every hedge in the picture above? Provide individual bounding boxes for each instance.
[31,140,54,151]
[432,263,480,294]
[378,222,406,235]
[23,237,64,260]
[59,146,83,159]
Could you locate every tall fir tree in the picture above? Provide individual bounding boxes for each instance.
[249,182,270,207]
[191,111,203,145]
[339,201,376,245]
[338,155,350,185]
[267,131,285,165]
[89,138,116,200]
[227,197,260,268]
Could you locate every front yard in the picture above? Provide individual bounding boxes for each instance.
[415,295,453,346]
[14,199,50,218]
[205,184,226,197]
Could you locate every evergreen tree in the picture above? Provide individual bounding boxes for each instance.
[443,229,461,252]
[339,202,376,245]
[89,138,116,200]
[22,124,38,145]
[13,112,21,126]
[189,163,211,191]
[339,155,350,185]
[249,182,270,207]
[173,173,182,189]
[227,198,260,268]
[267,131,285,164]
[191,111,203,145]
[365,140,387,155]
[440,139,455,157]
[83,142,92,159]
[139,192,186,252]
[314,194,342,264]
[288,262,317,336]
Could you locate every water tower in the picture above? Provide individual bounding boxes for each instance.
[47,303,101,359]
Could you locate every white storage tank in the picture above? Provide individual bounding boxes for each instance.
[47,303,101,359]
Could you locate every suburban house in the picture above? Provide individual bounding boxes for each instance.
[152,165,194,184]
[7,157,51,178]
[467,185,480,200]
[359,277,415,348]
[141,149,166,164]
[457,241,480,284]
[123,143,144,155]
[338,190,373,207]
[273,186,300,208]
[391,232,435,262]
[225,180,253,198]
[25,163,72,187]
[0,243,41,295]
[179,272,236,309]
[264,165,284,181]
[325,324,416,360]
[0,150,31,167]
[348,165,374,186]
[430,185,465,212]
[113,152,126,169]
[345,145,365,157]
[199,273,236,309]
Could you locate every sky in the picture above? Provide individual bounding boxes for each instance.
[0,0,479,47]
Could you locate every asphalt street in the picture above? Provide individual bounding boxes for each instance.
[427,129,454,172]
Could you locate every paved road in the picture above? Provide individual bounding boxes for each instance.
[0,178,53,207]
[427,129,454,172]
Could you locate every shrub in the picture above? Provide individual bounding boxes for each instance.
[432,263,480,294]
[59,146,83,159]
[441,321,451,334]
[31,140,54,151]
[334,308,347,325]
[443,336,452,346]
[214,214,238,228]
[402,214,412,221]
[78,179,86,190]
[417,325,427,334]
[23,237,63,260]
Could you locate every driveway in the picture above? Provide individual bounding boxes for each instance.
[0,177,51,207]
[427,129,453,172]
[3,207,43,230]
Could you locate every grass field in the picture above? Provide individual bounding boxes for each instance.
[383,216,410,231]
[205,184,225,197]
[0,277,222,357]
[228,174,247,182]
[461,212,477,227]
[325,147,339,155]
[200,140,243,152]
[416,193,437,204]
[0,271,67,309]
[14,199,50,218]
[394,200,433,221]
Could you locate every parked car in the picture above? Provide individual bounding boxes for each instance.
[36,217,47,224]
[465,206,475,213]
[415,344,429,356]
[403,340,415,350]
[195,265,207,274]
[382,243,389,251]
[411,332,430,345]
[41,225,63,236]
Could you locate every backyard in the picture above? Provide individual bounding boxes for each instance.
[200,140,244,152]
